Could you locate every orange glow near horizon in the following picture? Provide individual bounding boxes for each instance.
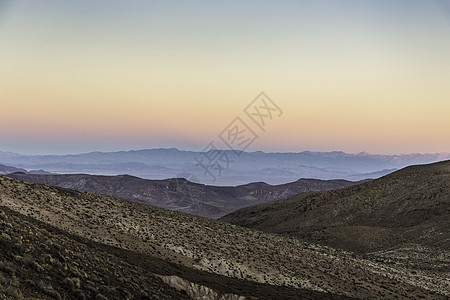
[0,1,449,155]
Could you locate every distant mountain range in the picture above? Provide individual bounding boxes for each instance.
[6,172,362,218]
[0,164,26,174]
[221,160,450,253]
[0,163,51,175]
[0,149,448,185]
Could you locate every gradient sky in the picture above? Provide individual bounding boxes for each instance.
[0,0,449,155]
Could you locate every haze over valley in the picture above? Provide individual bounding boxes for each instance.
[1,149,448,185]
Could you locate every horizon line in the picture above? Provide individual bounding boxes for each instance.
[1,147,449,157]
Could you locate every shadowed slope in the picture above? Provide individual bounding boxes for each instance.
[221,160,450,253]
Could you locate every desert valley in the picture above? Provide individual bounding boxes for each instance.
[1,0,448,298]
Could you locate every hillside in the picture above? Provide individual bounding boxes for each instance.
[221,160,450,253]
[0,206,191,299]
[1,175,448,299]
[5,173,360,218]
[1,205,336,300]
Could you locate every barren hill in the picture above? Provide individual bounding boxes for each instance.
[5,173,360,218]
[0,206,191,299]
[221,160,450,253]
[1,173,448,299]
[1,205,337,300]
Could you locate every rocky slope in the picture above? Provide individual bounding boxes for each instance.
[0,206,190,299]
[6,173,361,218]
[0,205,351,300]
[221,160,450,254]
[1,175,448,299]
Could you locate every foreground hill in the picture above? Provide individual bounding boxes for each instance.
[1,175,448,299]
[221,160,450,253]
[5,173,360,218]
[0,206,190,299]
[1,205,335,300]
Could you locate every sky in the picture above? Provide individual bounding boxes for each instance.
[0,0,449,155]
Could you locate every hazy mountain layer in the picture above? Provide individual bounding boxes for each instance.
[1,149,448,185]
[0,164,27,175]
[0,163,52,176]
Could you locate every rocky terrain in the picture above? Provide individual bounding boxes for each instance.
[221,160,450,254]
[5,173,361,218]
[1,169,449,299]
[0,206,190,299]
[1,205,337,300]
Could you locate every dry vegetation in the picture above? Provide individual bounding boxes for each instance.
[221,160,450,253]
[0,206,190,300]
[1,205,344,300]
[1,171,449,299]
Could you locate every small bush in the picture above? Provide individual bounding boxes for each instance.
[95,294,108,300]
[38,281,61,299]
